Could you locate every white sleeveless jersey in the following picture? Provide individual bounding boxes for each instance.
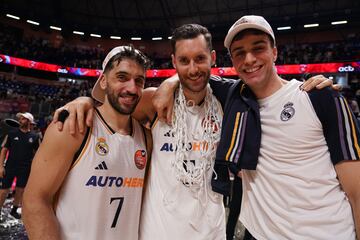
[55,110,148,240]
[140,100,226,240]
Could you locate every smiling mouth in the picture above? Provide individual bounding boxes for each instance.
[121,96,138,104]
[244,66,261,73]
[188,74,204,81]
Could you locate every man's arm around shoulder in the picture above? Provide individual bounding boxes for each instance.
[23,121,86,240]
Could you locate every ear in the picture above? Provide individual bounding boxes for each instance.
[210,50,216,66]
[99,74,107,91]
[171,54,176,69]
[272,47,278,62]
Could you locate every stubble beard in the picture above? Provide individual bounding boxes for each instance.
[106,88,139,115]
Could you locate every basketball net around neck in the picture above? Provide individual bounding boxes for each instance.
[171,83,222,192]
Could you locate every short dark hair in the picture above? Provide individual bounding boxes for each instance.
[231,28,275,49]
[103,45,151,74]
[170,24,212,53]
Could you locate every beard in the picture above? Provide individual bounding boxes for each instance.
[179,70,210,94]
[106,88,140,115]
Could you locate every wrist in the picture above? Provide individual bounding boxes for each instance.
[163,74,179,89]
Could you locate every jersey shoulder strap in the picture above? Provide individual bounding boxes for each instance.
[141,126,152,178]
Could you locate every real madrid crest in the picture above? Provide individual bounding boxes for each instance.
[280,102,295,121]
[95,137,109,156]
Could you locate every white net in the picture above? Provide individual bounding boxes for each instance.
[171,83,222,192]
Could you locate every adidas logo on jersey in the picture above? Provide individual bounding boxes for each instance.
[95,161,108,170]
[163,130,174,137]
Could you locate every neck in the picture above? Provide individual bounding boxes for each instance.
[98,102,132,135]
[252,73,285,99]
[182,85,207,105]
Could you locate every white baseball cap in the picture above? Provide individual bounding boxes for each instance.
[224,15,275,49]
[91,46,146,103]
[16,112,35,124]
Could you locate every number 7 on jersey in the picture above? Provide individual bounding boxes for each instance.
[110,197,124,228]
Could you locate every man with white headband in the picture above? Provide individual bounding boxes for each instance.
[22,45,152,240]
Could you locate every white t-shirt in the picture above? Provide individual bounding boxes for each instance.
[240,80,356,240]
[140,100,226,240]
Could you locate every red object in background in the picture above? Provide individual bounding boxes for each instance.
[0,54,359,78]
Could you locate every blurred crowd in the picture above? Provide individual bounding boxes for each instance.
[1,24,359,69]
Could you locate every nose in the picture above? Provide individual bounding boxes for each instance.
[244,52,256,65]
[188,60,199,76]
[126,78,139,94]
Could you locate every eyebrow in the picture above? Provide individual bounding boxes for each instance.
[176,55,189,59]
[252,40,267,45]
[115,71,129,75]
[231,39,268,53]
[116,71,145,79]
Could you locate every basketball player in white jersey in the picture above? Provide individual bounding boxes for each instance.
[22,45,152,240]
[137,24,226,239]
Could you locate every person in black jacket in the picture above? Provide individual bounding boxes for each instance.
[0,112,40,219]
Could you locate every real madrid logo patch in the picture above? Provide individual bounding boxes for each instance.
[280,102,295,121]
[95,137,109,156]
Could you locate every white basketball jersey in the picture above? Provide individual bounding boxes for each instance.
[55,110,148,240]
[140,100,226,240]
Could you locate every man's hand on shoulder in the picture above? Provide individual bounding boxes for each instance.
[301,75,341,92]
[52,97,95,135]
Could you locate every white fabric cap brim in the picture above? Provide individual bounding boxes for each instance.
[224,22,275,49]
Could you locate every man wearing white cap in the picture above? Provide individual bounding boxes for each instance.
[23,45,152,240]
[0,112,40,220]
[214,15,360,239]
